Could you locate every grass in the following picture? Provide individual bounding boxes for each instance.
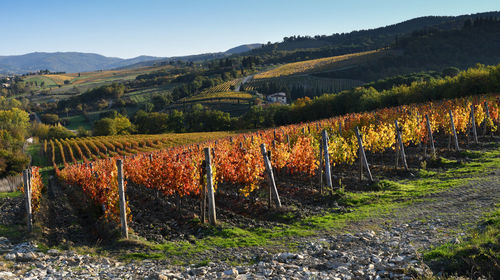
[0,193,26,241]
[244,75,364,94]
[62,114,91,130]
[254,49,382,79]
[27,143,48,167]
[0,225,25,242]
[201,79,242,94]
[181,91,253,102]
[424,206,500,277]
[423,149,500,277]
[0,191,22,198]
[119,143,500,262]
[42,74,77,85]
[23,76,58,88]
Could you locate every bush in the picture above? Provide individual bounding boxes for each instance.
[41,113,60,124]
[93,116,133,136]
[31,122,50,139]
[47,125,75,139]
[0,149,30,177]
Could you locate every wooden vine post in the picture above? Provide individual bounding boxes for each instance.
[116,159,128,239]
[199,160,207,223]
[318,137,324,193]
[483,101,491,136]
[22,169,32,232]
[355,127,373,182]
[470,105,478,144]
[260,144,281,208]
[394,120,408,171]
[425,115,436,157]
[204,148,217,225]
[321,130,333,190]
[449,110,460,151]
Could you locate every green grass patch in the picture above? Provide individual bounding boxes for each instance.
[27,143,48,167]
[424,205,500,277]
[122,252,165,260]
[422,145,500,277]
[23,76,58,88]
[0,191,22,198]
[0,224,26,242]
[74,142,500,264]
[62,114,92,130]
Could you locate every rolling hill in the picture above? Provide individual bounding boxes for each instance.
[0,52,161,74]
[242,11,500,65]
[0,44,263,74]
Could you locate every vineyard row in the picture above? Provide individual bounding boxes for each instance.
[54,94,499,225]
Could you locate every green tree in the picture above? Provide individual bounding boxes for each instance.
[93,118,116,136]
[47,125,75,139]
[93,116,133,136]
[41,113,60,125]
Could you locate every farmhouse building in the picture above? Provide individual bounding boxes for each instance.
[266,92,287,104]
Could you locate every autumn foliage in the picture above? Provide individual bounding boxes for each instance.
[55,94,499,222]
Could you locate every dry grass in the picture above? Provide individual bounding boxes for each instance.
[254,49,382,79]
[202,79,242,93]
[43,74,77,85]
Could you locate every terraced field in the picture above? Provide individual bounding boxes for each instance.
[43,131,237,166]
[201,79,242,93]
[253,49,383,79]
[181,91,253,102]
[243,75,364,94]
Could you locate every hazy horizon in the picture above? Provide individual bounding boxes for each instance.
[1,0,499,59]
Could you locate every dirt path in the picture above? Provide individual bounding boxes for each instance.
[2,148,500,278]
[343,168,499,243]
[235,75,253,92]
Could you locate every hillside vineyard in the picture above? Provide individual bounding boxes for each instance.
[51,94,499,222]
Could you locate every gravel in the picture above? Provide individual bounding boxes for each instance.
[1,156,498,279]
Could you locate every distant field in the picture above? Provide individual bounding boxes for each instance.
[244,76,364,94]
[43,74,77,85]
[44,131,238,166]
[254,49,383,79]
[69,65,173,85]
[23,76,58,87]
[125,85,173,103]
[62,114,91,130]
[202,78,242,93]
[165,91,256,116]
[182,91,253,102]
[30,65,176,96]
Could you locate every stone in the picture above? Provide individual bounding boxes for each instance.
[262,269,273,277]
[224,268,238,276]
[157,274,169,280]
[17,252,37,262]
[0,271,15,278]
[47,249,60,256]
[276,252,296,262]
[4,253,16,260]
[393,256,405,263]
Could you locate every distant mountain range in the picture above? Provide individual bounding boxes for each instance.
[0,43,263,74]
[115,44,264,70]
[1,10,499,75]
[0,53,159,74]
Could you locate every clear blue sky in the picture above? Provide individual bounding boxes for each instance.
[1,0,498,58]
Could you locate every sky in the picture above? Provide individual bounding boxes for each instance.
[0,0,498,58]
